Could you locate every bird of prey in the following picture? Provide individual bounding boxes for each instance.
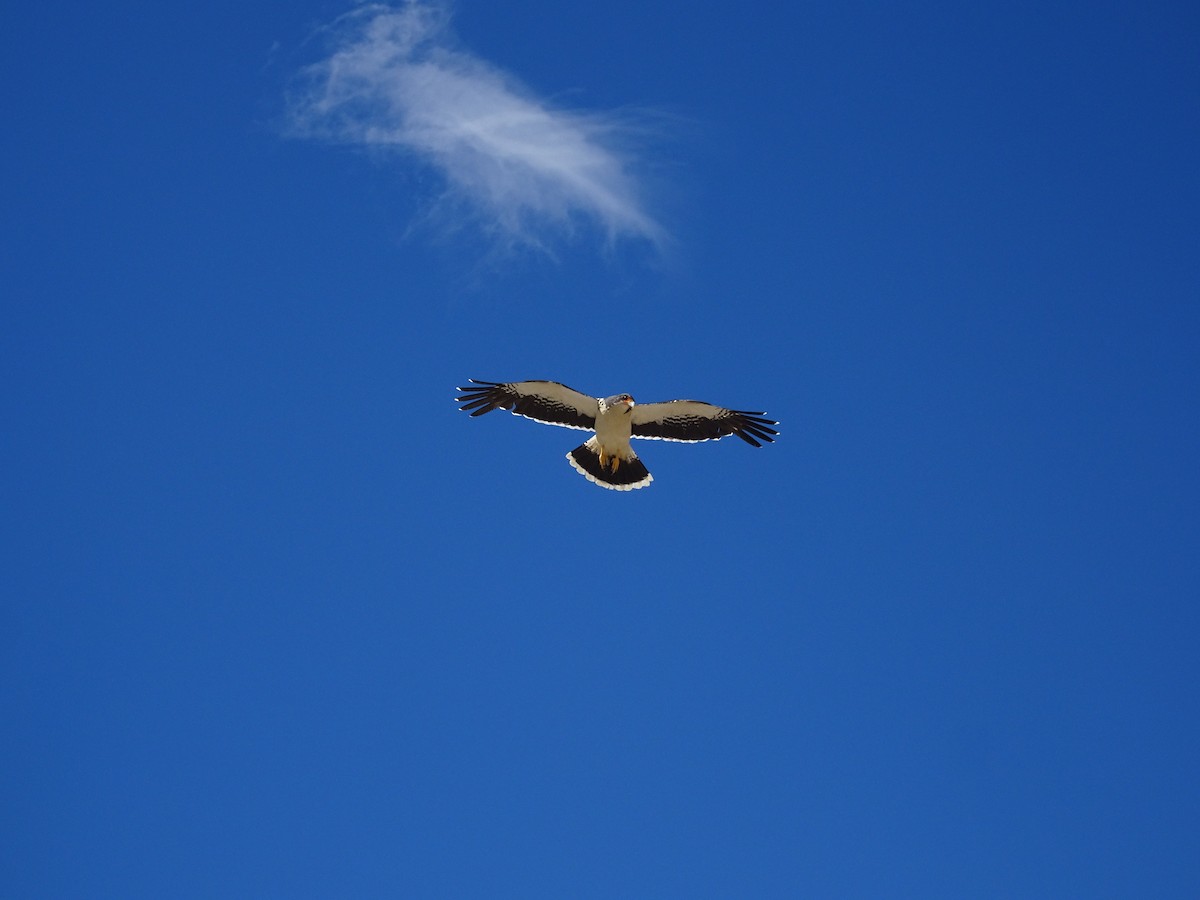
[456,379,778,491]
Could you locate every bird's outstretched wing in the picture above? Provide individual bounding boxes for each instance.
[631,400,779,447]
[456,380,598,431]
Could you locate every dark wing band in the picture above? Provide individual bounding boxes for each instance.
[456,380,598,431]
[631,400,779,447]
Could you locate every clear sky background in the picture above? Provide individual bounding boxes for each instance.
[3,1,1199,896]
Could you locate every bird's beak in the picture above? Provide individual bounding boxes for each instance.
[625,397,635,411]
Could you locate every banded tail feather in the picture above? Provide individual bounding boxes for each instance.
[566,437,653,491]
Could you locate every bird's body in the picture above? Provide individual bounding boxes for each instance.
[456,379,778,491]
[568,392,651,489]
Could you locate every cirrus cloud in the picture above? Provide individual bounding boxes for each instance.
[286,1,667,253]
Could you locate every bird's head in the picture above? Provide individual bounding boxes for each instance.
[603,393,635,414]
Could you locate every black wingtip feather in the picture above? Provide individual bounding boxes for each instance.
[456,379,516,417]
[729,409,778,447]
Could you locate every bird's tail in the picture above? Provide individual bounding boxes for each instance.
[566,438,653,491]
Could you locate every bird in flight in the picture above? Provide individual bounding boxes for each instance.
[456,379,778,491]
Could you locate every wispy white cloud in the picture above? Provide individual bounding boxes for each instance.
[287,1,666,252]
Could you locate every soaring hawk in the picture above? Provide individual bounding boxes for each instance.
[456,379,778,491]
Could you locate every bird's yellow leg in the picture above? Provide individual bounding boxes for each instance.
[598,448,607,468]
[611,456,621,473]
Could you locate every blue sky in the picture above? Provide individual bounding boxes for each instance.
[3,0,1199,895]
